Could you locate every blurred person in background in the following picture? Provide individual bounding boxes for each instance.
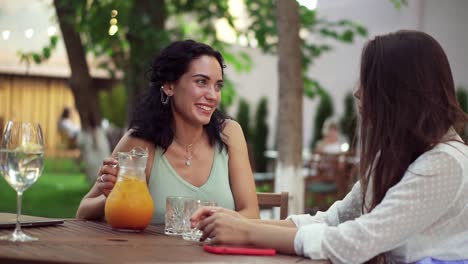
[58,107,80,146]
[315,118,349,154]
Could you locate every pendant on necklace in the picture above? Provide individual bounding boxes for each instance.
[185,160,191,166]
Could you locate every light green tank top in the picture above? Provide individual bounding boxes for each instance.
[148,143,235,224]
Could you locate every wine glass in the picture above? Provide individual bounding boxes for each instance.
[0,121,44,242]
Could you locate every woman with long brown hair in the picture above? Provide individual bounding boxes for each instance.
[191,30,468,263]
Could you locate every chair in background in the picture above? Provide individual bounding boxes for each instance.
[304,152,357,214]
[257,192,289,220]
[254,172,275,193]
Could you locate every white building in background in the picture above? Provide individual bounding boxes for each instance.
[1,0,468,149]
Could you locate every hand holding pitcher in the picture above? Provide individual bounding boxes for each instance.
[96,157,119,197]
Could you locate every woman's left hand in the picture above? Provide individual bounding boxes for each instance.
[197,211,252,245]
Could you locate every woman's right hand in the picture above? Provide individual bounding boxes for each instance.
[190,207,243,228]
[96,157,119,197]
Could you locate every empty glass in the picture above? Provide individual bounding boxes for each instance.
[165,196,187,235]
[182,199,217,241]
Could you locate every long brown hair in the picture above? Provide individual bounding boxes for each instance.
[358,30,468,262]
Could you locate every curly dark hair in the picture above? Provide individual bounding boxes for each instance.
[129,40,228,152]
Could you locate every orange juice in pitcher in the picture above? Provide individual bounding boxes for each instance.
[105,147,154,231]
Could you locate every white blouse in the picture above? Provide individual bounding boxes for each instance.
[289,132,468,263]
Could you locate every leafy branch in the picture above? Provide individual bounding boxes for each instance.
[17,35,59,72]
[244,0,368,99]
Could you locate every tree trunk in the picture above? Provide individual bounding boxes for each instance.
[125,0,167,122]
[54,0,110,183]
[274,0,304,214]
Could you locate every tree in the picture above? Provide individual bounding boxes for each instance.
[457,87,468,113]
[253,97,269,172]
[456,86,468,141]
[236,98,257,170]
[244,0,367,99]
[275,0,304,214]
[125,0,168,122]
[236,98,252,142]
[99,84,126,129]
[311,91,334,148]
[339,92,358,148]
[54,0,110,183]
[243,0,367,214]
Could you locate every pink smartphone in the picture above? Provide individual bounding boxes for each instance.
[203,244,276,256]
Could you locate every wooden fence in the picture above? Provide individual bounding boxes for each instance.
[0,74,80,157]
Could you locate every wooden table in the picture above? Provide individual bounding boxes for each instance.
[0,219,325,264]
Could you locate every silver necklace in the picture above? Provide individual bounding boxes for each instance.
[173,136,201,167]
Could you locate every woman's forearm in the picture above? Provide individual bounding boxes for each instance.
[246,222,297,254]
[237,207,260,219]
[76,195,106,220]
[251,218,297,227]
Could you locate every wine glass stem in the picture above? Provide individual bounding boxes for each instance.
[16,191,23,233]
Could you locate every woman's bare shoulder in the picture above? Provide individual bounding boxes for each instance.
[221,119,244,146]
[222,119,242,134]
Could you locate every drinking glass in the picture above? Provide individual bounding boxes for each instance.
[182,199,217,241]
[165,196,187,235]
[0,121,44,242]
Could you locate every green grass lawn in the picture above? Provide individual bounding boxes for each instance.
[0,158,91,218]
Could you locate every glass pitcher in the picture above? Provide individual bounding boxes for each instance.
[105,147,154,231]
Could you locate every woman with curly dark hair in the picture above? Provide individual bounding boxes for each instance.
[191,30,468,263]
[76,40,259,223]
